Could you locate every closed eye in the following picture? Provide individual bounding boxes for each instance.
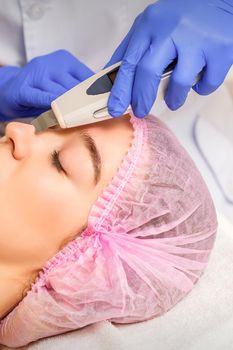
[51,150,67,175]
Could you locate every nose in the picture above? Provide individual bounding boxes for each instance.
[5,122,36,160]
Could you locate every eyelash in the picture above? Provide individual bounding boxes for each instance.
[51,150,67,174]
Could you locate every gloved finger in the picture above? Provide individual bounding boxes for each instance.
[108,21,151,117]
[165,51,206,110]
[193,55,232,95]
[52,73,80,90]
[69,60,94,82]
[19,87,56,108]
[132,38,177,117]
[36,79,67,96]
[104,14,142,68]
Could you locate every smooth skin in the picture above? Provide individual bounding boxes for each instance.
[0,114,133,319]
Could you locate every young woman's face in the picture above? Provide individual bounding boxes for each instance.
[0,115,133,280]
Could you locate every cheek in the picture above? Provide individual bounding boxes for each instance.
[0,165,91,266]
[21,168,89,241]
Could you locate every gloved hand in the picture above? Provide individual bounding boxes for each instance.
[0,50,94,121]
[106,0,233,117]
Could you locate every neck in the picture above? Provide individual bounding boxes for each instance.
[0,266,29,320]
[0,279,23,319]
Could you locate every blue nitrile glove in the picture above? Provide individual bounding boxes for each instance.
[106,0,233,117]
[0,49,94,121]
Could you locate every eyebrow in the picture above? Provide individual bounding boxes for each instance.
[80,131,102,185]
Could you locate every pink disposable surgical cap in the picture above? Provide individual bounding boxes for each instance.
[0,114,217,347]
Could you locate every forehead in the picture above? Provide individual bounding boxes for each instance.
[47,114,131,136]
